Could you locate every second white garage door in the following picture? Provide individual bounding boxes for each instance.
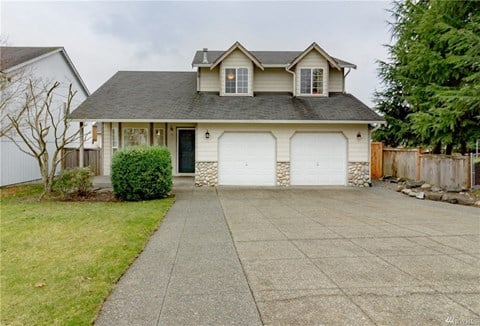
[218,132,276,186]
[291,133,347,185]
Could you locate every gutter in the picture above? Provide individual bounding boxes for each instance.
[69,118,387,124]
[285,66,296,97]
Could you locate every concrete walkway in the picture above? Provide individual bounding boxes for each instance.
[95,185,261,325]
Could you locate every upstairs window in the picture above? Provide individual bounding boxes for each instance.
[225,68,248,94]
[300,68,324,95]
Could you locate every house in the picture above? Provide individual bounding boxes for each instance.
[70,42,384,186]
[0,47,91,186]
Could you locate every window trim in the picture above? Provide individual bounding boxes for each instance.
[224,67,249,95]
[299,67,325,96]
[153,128,165,146]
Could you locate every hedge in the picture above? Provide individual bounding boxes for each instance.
[111,146,172,201]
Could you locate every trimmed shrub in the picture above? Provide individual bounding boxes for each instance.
[54,167,94,197]
[111,146,172,201]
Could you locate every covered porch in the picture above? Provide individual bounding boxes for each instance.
[101,122,200,177]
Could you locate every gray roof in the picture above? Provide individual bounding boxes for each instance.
[0,47,61,71]
[70,71,383,123]
[192,50,356,68]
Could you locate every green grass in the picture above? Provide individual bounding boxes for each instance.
[0,185,174,325]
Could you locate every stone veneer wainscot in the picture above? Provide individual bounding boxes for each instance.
[195,161,217,186]
[348,162,370,187]
[276,162,290,186]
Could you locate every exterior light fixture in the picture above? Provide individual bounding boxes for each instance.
[205,130,210,139]
[356,132,362,140]
[227,72,235,80]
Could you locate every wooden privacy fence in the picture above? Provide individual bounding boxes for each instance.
[371,142,471,189]
[62,148,101,176]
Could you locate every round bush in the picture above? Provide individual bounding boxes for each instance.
[111,146,172,201]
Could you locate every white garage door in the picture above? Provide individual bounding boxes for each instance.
[219,133,276,186]
[291,133,347,185]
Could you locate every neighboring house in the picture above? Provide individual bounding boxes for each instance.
[0,47,90,186]
[70,42,384,186]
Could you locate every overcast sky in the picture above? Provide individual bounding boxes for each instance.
[1,1,393,107]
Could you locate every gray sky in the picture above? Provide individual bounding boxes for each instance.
[1,1,392,107]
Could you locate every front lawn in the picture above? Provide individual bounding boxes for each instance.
[0,185,174,325]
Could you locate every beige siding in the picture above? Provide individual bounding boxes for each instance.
[329,68,344,92]
[103,122,111,175]
[197,123,369,163]
[199,67,220,92]
[295,51,330,96]
[220,49,254,96]
[253,67,292,92]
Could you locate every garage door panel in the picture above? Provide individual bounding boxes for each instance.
[291,133,347,186]
[219,133,276,186]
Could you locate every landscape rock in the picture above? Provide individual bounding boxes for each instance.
[475,201,480,207]
[396,185,405,192]
[426,192,443,201]
[445,186,462,193]
[431,186,442,192]
[409,192,418,197]
[401,188,412,195]
[441,193,475,206]
[415,192,425,200]
[406,180,425,189]
[420,183,432,189]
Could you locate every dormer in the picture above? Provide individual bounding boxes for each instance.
[287,42,342,97]
[210,42,263,97]
[192,42,357,97]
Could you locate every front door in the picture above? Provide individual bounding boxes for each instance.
[178,129,195,173]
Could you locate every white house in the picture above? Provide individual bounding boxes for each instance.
[71,42,384,187]
[0,47,91,186]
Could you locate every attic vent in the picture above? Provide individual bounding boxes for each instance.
[202,48,208,64]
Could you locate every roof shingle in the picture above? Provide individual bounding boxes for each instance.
[0,47,61,71]
[70,71,383,123]
[192,50,356,68]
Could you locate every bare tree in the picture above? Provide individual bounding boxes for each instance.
[1,80,84,199]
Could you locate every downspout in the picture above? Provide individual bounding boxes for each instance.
[343,68,351,93]
[285,66,296,97]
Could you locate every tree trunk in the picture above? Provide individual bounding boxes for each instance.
[445,143,453,155]
[460,141,467,155]
[432,141,442,154]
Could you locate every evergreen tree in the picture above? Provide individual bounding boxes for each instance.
[374,0,480,154]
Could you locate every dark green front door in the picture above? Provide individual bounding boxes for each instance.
[178,129,195,173]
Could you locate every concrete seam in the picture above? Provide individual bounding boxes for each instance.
[216,187,264,326]
[155,190,191,326]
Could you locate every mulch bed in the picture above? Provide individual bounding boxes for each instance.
[59,190,121,202]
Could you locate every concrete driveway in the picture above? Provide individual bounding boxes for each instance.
[96,185,479,325]
[218,187,479,325]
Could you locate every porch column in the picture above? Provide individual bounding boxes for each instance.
[79,121,84,168]
[150,122,154,146]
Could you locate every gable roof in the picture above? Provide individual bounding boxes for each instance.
[192,50,356,69]
[69,71,383,123]
[287,42,341,70]
[209,42,264,70]
[0,46,90,96]
[0,47,61,71]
